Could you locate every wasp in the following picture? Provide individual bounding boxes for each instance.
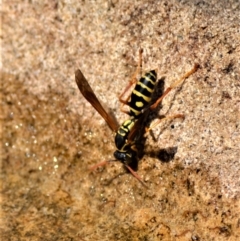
[75,50,199,185]
[75,69,147,185]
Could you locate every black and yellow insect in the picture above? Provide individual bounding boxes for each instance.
[75,52,199,185]
[75,69,146,184]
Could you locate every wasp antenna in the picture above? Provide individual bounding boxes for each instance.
[89,160,110,172]
[125,165,148,188]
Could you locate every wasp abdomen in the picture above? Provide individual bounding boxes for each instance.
[128,70,157,118]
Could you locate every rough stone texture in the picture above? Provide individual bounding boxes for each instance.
[1,0,239,240]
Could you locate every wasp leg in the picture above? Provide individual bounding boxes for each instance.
[119,48,143,111]
[150,63,199,110]
[145,114,185,133]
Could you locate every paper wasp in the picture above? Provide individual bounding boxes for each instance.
[75,69,147,185]
[75,50,199,186]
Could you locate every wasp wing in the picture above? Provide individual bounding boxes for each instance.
[75,69,119,132]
